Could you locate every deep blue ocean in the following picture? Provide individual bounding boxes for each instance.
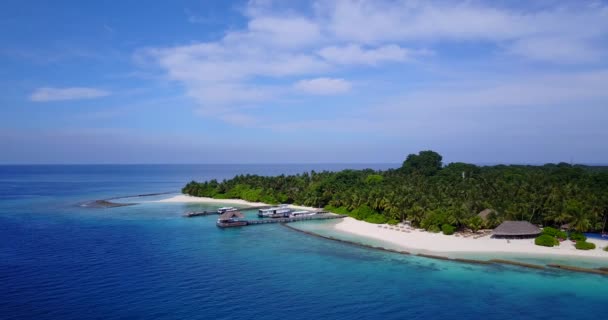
[2,165,608,320]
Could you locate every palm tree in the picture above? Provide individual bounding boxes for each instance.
[407,205,425,227]
[565,200,591,232]
[466,216,484,233]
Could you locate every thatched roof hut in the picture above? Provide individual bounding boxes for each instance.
[492,221,541,239]
[218,211,244,221]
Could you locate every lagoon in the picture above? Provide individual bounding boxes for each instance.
[1,165,607,319]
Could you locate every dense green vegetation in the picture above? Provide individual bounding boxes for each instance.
[541,227,567,240]
[535,234,559,247]
[569,232,587,242]
[183,150,608,232]
[575,241,596,250]
[442,224,456,235]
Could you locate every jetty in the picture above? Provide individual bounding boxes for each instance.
[184,205,272,218]
[243,213,346,226]
[214,212,347,227]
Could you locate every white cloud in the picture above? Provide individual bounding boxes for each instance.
[318,44,422,65]
[139,0,608,127]
[29,87,110,102]
[320,1,529,43]
[508,37,602,64]
[294,77,351,95]
[365,70,608,135]
[140,9,331,116]
[186,83,274,106]
[318,0,608,63]
[238,16,322,49]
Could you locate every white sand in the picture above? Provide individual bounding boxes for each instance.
[155,194,320,211]
[156,195,608,259]
[334,217,608,259]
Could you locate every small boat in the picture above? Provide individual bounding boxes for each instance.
[290,210,315,218]
[217,206,237,214]
[217,211,247,228]
[258,204,292,218]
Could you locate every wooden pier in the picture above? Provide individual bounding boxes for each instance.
[184,205,272,218]
[243,213,346,226]
[184,211,217,217]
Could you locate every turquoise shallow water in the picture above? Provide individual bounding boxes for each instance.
[2,165,608,319]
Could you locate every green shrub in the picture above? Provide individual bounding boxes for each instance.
[575,241,596,250]
[259,194,278,204]
[542,227,567,239]
[604,246,608,252]
[387,219,399,225]
[324,205,350,215]
[535,234,559,247]
[427,225,441,233]
[542,226,559,236]
[442,224,455,235]
[350,205,375,220]
[364,214,388,224]
[420,209,448,231]
[569,232,587,241]
[466,216,484,232]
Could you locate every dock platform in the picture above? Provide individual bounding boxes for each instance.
[184,205,273,217]
[217,213,347,227]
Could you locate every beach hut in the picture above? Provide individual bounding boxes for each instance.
[492,221,541,239]
[216,211,247,228]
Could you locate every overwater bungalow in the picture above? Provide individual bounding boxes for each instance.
[492,221,541,239]
[216,211,247,228]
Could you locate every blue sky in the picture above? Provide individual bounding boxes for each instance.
[1,0,608,164]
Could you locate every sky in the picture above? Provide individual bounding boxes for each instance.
[1,0,608,164]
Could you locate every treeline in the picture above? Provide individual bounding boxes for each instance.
[182,151,608,233]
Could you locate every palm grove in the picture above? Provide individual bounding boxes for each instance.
[183,151,608,234]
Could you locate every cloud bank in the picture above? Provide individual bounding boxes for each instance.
[294,77,351,95]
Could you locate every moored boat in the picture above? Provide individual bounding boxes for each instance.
[258,204,292,218]
[217,206,238,214]
[290,210,315,217]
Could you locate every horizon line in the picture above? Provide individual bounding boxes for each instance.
[1,162,608,166]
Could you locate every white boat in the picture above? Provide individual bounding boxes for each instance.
[217,206,237,214]
[290,210,315,217]
[258,204,292,218]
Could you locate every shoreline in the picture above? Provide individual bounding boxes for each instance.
[156,194,608,261]
[154,194,320,211]
[333,217,608,260]
[281,223,608,275]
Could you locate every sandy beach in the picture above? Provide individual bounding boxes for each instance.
[334,217,608,259]
[157,195,608,259]
[155,194,320,211]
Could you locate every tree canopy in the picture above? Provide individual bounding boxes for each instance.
[401,150,443,176]
[182,150,608,232]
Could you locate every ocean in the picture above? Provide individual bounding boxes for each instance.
[1,165,607,319]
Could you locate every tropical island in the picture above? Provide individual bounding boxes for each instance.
[176,151,608,257]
